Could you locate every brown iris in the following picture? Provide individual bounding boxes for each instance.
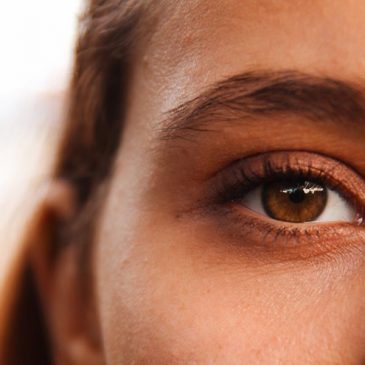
[262,180,328,223]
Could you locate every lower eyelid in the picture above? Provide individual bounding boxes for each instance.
[209,204,365,263]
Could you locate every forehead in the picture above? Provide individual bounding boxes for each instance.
[143,0,365,97]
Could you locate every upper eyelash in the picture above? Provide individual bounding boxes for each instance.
[218,164,329,202]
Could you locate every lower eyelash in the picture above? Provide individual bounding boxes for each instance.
[219,204,321,243]
[208,204,365,263]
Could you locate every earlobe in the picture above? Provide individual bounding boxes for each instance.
[29,180,104,364]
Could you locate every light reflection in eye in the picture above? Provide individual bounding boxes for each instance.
[281,181,325,195]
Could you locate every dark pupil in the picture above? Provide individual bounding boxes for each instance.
[262,180,328,223]
[288,188,306,204]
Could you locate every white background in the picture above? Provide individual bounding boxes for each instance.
[0,0,81,100]
[0,1,81,193]
[0,1,82,248]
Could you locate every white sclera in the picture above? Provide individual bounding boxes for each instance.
[316,188,354,222]
[242,185,355,223]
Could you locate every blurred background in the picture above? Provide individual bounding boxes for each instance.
[0,1,81,290]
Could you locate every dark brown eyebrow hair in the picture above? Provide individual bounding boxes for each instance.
[159,71,365,141]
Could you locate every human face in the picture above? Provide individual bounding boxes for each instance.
[95,1,365,364]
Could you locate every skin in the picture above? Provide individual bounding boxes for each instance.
[38,1,365,364]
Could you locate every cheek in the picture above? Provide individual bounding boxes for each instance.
[95,206,365,365]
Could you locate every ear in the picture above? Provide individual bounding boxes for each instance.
[29,180,104,365]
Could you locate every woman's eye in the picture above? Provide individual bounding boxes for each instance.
[242,179,356,223]
[211,152,365,254]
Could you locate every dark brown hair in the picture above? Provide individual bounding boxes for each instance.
[56,0,153,229]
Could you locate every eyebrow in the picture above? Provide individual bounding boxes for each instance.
[159,71,365,141]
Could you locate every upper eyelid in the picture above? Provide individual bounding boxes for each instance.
[206,149,337,180]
